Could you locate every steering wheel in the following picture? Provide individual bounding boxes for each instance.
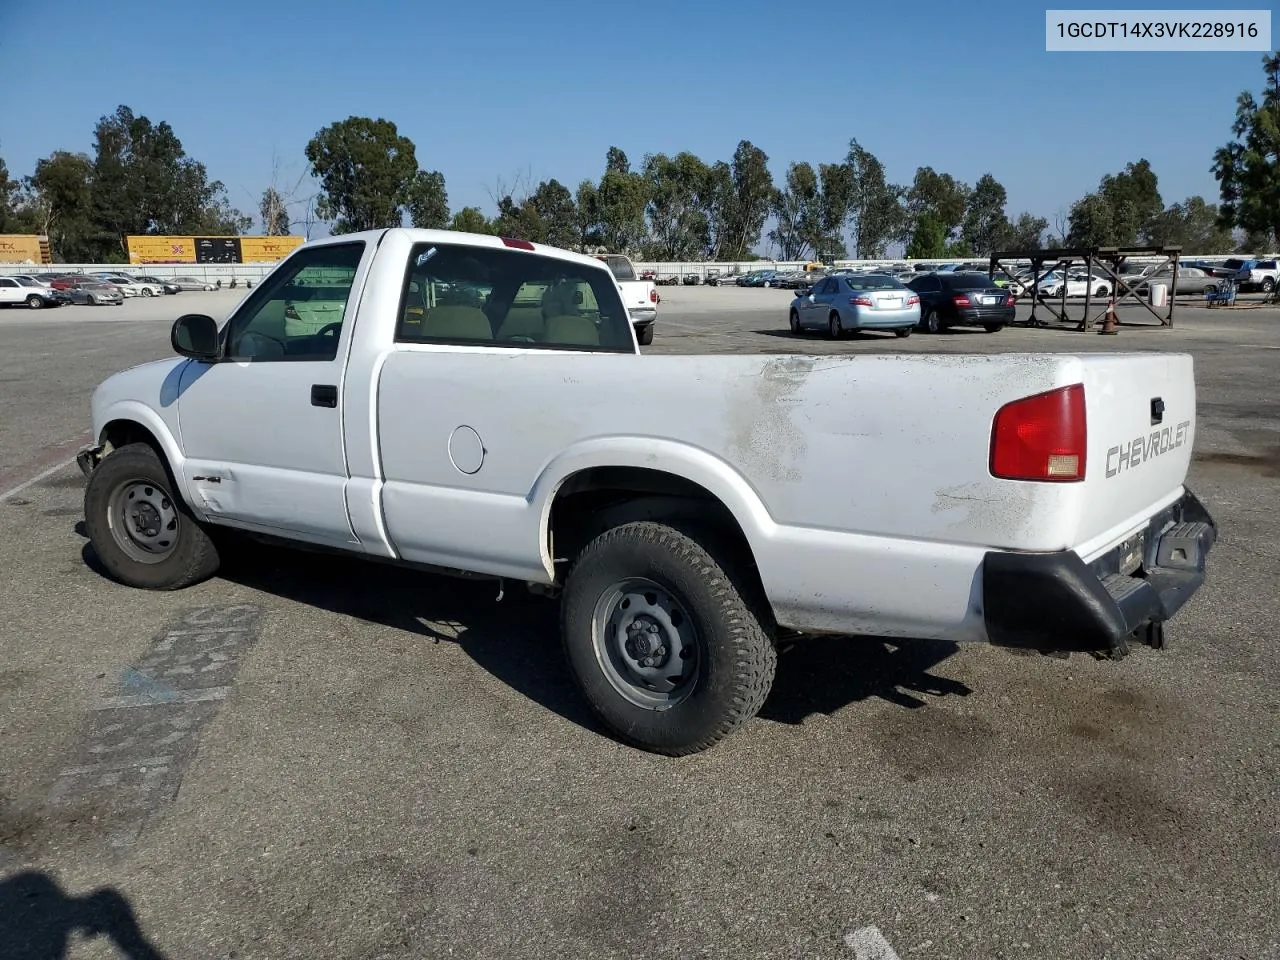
[238,330,288,356]
[505,335,538,343]
[316,322,342,338]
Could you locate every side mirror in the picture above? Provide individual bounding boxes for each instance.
[798,286,811,297]
[171,313,221,361]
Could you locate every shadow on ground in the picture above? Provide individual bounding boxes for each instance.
[0,870,168,960]
[77,532,972,743]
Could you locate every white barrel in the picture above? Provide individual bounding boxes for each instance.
[1149,283,1168,307]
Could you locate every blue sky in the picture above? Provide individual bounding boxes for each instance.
[0,0,1268,244]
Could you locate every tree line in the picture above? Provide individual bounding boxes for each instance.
[1,53,1276,263]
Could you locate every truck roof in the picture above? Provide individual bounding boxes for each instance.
[300,228,612,273]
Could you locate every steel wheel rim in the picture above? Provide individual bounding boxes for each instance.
[106,477,180,563]
[591,577,701,710]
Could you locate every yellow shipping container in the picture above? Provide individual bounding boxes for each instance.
[127,236,196,264]
[239,236,305,262]
[0,235,52,264]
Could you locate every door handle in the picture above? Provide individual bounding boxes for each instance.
[311,384,338,408]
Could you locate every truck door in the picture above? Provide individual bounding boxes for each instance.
[174,239,372,549]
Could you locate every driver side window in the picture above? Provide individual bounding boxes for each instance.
[225,242,365,362]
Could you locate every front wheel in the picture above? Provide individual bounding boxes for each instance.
[142,287,154,297]
[1262,277,1275,293]
[560,520,777,756]
[83,442,221,590]
[923,309,941,334]
[26,295,44,309]
[789,309,800,334]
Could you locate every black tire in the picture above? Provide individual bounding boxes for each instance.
[83,442,220,590]
[142,287,154,297]
[894,326,912,338]
[983,323,1004,333]
[26,295,44,310]
[1262,277,1275,293]
[636,324,654,346]
[828,311,843,339]
[560,520,776,756]
[923,309,942,334]
[789,309,801,334]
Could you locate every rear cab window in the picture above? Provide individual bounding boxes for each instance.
[596,255,636,282]
[396,242,634,352]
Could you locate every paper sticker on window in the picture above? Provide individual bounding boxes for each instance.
[416,247,437,267]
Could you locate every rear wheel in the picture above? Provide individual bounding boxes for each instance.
[1095,285,1109,297]
[560,520,776,756]
[894,326,912,338]
[828,312,843,339]
[83,442,221,590]
[983,323,1004,333]
[636,324,654,346]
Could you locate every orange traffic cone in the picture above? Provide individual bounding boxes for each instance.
[1099,296,1119,335]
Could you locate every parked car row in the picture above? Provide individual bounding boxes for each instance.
[0,269,235,310]
[786,269,1016,338]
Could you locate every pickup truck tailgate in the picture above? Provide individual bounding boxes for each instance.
[619,280,653,311]
[1075,353,1197,558]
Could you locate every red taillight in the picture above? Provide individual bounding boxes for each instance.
[990,384,1087,482]
[1005,294,1017,307]
[953,294,971,307]
[501,236,534,250]
[650,288,658,303]
[907,294,920,306]
[849,296,873,306]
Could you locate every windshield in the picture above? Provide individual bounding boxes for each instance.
[844,275,905,290]
[949,274,1001,290]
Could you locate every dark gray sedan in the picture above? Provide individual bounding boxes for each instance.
[67,281,125,306]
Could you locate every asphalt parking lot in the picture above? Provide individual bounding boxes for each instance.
[1,287,1278,960]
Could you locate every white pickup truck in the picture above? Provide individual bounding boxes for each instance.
[77,228,1217,755]
[592,253,657,345]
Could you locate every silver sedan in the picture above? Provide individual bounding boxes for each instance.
[789,273,920,338]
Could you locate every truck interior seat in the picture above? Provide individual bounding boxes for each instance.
[423,305,493,341]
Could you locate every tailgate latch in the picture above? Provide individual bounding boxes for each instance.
[1150,396,1165,425]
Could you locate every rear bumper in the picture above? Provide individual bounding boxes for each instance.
[847,306,918,328]
[982,488,1215,655]
[955,306,1015,324]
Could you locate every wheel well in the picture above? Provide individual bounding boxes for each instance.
[548,466,775,627]
[100,419,162,457]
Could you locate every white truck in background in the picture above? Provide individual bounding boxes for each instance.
[77,228,1217,756]
[593,253,657,345]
